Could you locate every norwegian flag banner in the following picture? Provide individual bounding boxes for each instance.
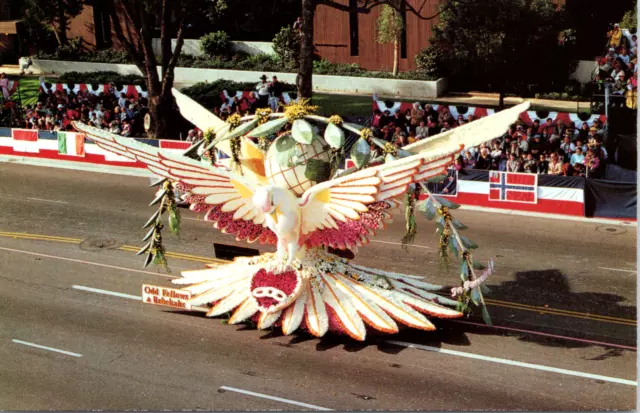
[489,171,538,204]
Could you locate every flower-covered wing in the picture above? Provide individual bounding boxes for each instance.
[73,122,272,236]
[297,146,458,249]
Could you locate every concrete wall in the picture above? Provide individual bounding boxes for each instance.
[571,60,597,84]
[151,39,274,57]
[22,58,447,98]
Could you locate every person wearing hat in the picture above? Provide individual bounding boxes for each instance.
[614,71,627,94]
[608,23,622,48]
[256,75,270,108]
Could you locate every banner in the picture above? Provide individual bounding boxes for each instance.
[584,179,637,219]
[11,129,39,153]
[57,131,85,157]
[489,171,538,204]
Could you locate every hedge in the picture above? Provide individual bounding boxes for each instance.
[32,49,439,81]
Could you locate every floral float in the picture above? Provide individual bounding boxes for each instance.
[72,91,529,341]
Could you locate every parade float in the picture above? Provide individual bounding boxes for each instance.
[73,91,529,341]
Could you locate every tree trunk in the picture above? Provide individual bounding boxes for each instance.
[393,38,399,76]
[57,0,67,46]
[148,93,174,139]
[297,0,316,100]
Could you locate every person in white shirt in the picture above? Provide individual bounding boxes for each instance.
[118,94,128,108]
[256,75,270,108]
[570,147,585,166]
[415,121,428,139]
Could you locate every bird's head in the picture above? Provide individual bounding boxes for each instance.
[253,186,277,214]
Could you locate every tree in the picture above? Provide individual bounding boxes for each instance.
[105,0,225,138]
[376,4,404,76]
[296,0,447,100]
[23,0,83,47]
[428,0,577,108]
[620,4,637,33]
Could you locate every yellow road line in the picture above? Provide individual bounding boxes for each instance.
[485,299,636,326]
[485,298,636,323]
[0,230,636,326]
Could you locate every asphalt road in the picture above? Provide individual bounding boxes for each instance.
[0,163,636,410]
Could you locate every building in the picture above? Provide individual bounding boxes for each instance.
[313,0,445,72]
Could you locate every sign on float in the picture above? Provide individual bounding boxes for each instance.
[142,284,192,310]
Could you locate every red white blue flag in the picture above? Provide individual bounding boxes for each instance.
[489,171,538,204]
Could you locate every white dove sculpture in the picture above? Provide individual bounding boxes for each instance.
[71,93,529,340]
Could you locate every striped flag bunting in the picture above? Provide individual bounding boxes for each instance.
[11,129,39,153]
[57,131,85,157]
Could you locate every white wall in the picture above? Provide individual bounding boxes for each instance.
[151,39,274,57]
[23,58,447,98]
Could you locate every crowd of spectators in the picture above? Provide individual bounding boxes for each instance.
[594,23,637,100]
[212,74,290,121]
[2,84,149,137]
[370,103,609,178]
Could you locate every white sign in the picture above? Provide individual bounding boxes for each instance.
[142,284,192,310]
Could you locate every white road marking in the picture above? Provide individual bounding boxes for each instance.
[12,339,82,357]
[598,267,637,273]
[72,285,142,301]
[385,340,637,386]
[220,386,333,411]
[0,246,177,279]
[26,197,68,204]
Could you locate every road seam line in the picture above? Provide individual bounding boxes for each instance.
[0,246,176,278]
[219,386,333,411]
[12,339,82,357]
[385,340,637,386]
[598,267,637,273]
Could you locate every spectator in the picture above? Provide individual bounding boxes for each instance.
[392,126,406,144]
[570,146,585,166]
[578,122,590,141]
[584,148,600,177]
[390,110,407,131]
[529,134,545,156]
[559,136,575,161]
[475,147,492,170]
[517,134,529,153]
[407,129,418,144]
[372,109,383,129]
[523,153,537,173]
[547,153,564,175]
[410,102,425,130]
[506,153,522,172]
[608,23,623,48]
[256,75,270,108]
[186,129,198,142]
[462,150,476,169]
[416,121,429,139]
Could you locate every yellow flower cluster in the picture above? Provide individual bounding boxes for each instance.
[383,142,397,156]
[227,113,242,129]
[284,99,318,121]
[255,108,272,125]
[360,127,373,143]
[328,115,343,125]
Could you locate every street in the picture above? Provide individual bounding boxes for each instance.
[0,163,636,410]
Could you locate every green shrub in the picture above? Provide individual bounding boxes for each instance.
[272,26,300,70]
[58,71,144,87]
[200,31,231,57]
[415,45,445,79]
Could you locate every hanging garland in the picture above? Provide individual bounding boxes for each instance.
[137,179,181,272]
[401,185,419,250]
[227,114,243,174]
[202,128,217,165]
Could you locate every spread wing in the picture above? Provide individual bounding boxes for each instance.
[298,147,457,249]
[173,88,267,180]
[72,122,277,244]
[403,101,531,154]
[299,101,530,250]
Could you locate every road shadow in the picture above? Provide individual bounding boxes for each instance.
[163,268,636,355]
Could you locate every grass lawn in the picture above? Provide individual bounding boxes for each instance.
[313,93,374,117]
[10,76,40,107]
